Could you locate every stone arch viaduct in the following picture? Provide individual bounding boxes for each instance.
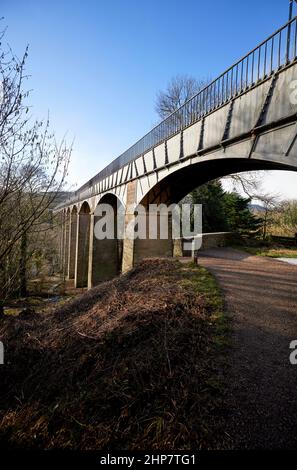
[55,16,297,288]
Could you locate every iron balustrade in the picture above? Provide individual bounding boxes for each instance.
[60,15,297,207]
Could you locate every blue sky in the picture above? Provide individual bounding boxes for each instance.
[2,0,297,198]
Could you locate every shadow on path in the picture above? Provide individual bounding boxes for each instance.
[199,247,297,449]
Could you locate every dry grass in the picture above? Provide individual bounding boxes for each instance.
[0,259,230,450]
[237,245,297,258]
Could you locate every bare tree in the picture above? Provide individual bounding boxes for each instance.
[155,75,209,119]
[254,193,280,239]
[223,171,264,198]
[0,27,71,313]
[278,200,297,236]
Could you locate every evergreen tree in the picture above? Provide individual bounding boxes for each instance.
[190,180,262,234]
[223,192,262,234]
[191,180,227,233]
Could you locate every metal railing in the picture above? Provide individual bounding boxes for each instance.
[61,15,297,207]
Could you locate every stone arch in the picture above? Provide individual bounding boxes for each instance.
[124,156,297,269]
[67,205,78,279]
[138,157,297,208]
[88,193,124,287]
[75,201,91,288]
[63,208,71,277]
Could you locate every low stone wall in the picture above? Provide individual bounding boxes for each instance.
[173,232,234,257]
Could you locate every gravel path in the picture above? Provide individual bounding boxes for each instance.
[199,248,297,449]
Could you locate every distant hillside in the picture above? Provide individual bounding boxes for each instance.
[49,191,72,203]
[249,203,266,213]
[44,191,72,209]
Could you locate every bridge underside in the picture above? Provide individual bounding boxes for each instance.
[140,157,297,206]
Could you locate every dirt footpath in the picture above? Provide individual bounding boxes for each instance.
[199,248,297,449]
